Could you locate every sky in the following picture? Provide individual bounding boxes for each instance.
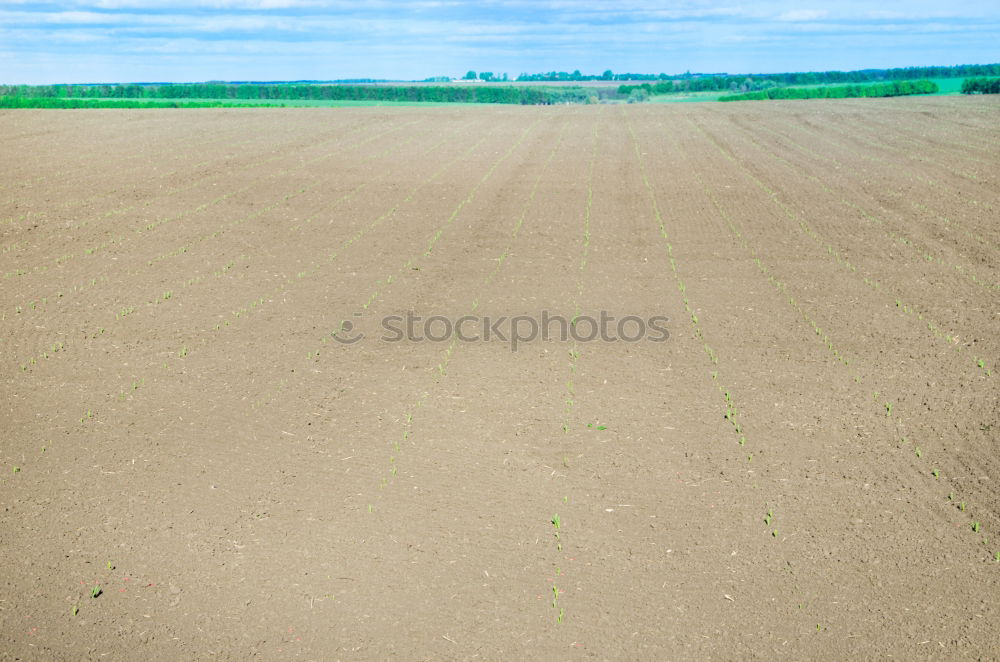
[0,1,998,84]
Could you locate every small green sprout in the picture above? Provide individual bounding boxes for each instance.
[91,586,102,599]
[72,605,79,616]
[973,522,981,533]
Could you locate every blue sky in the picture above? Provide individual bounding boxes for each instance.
[1,1,998,84]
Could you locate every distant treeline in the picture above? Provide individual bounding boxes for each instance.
[0,96,280,109]
[719,80,939,102]
[961,77,1000,94]
[522,63,999,86]
[0,83,596,105]
[619,63,1000,95]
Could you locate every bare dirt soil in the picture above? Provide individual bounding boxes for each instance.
[2,97,999,660]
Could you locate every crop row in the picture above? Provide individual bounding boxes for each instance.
[560,124,598,436]
[548,116,598,626]
[625,110,776,538]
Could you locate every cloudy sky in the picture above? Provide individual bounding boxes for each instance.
[1,1,997,84]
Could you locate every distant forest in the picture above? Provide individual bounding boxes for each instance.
[961,77,1000,94]
[719,80,939,102]
[1,63,996,107]
[0,83,597,105]
[512,63,1000,84]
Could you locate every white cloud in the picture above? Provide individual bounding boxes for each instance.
[776,9,828,22]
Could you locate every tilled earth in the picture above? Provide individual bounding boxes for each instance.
[2,97,999,659]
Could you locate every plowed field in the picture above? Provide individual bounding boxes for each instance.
[2,97,999,659]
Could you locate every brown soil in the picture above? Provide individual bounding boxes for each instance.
[2,97,999,659]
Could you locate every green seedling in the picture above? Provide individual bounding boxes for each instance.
[72,605,79,616]
[915,447,922,458]
[960,502,966,512]
[932,469,939,478]
[91,586,102,599]
[764,510,773,526]
[551,515,561,530]
[885,402,892,417]
[106,561,114,570]
[973,522,981,533]
[995,551,1000,562]
[12,466,20,474]
[772,529,778,538]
